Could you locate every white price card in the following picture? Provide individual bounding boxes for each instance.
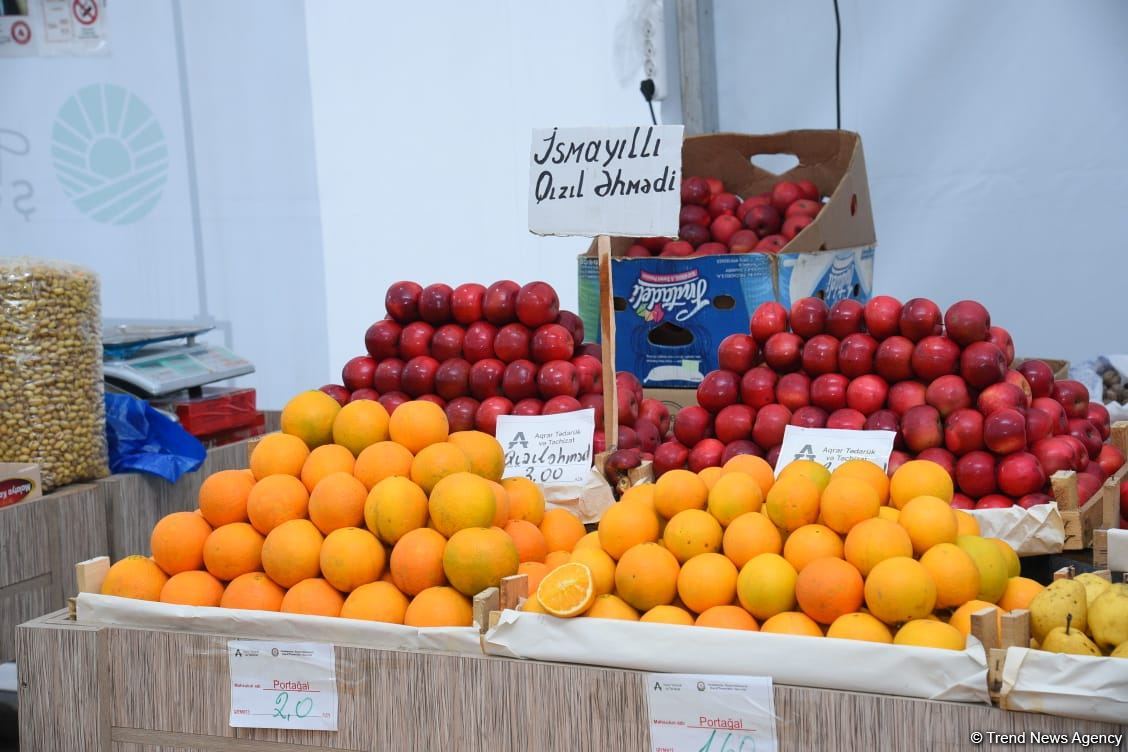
[228,641,337,731]
[647,674,777,752]
[495,409,595,486]
[528,125,683,237]
[774,425,896,477]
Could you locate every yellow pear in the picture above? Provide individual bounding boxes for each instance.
[1110,642,1128,658]
[1074,572,1112,608]
[1041,614,1101,656]
[1029,578,1087,643]
[1088,584,1128,652]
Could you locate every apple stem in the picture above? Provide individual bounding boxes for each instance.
[1066,612,1072,635]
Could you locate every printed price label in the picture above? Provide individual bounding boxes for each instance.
[528,125,683,237]
[647,674,777,752]
[495,409,595,486]
[228,641,337,731]
[774,425,896,476]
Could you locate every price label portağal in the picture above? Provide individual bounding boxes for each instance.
[647,674,777,752]
[774,425,896,477]
[495,409,595,486]
[228,640,337,731]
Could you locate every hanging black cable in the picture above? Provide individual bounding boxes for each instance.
[641,78,658,125]
[833,0,842,129]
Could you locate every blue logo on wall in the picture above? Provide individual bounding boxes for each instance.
[51,84,168,224]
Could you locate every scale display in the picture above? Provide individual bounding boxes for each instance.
[103,342,254,396]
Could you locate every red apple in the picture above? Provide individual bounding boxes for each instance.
[638,398,671,436]
[899,298,943,342]
[984,408,1027,454]
[401,356,440,397]
[811,373,849,412]
[512,398,544,417]
[660,240,695,257]
[349,388,379,403]
[434,358,472,401]
[864,408,900,435]
[417,394,446,410]
[902,405,943,452]
[1061,434,1092,470]
[1032,437,1076,476]
[697,370,740,414]
[750,302,789,344]
[418,283,453,325]
[681,176,710,205]
[654,440,689,476]
[886,450,911,476]
[680,204,711,227]
[1067,418,1103,460]
[791,405,829,429]
[945,408,985,455]
[373,358,405,394]
[826,408,867,431]
[763,332,803,373]
[987,326,1015,365]
[1086,402,1111,440]
[782,214,814,241]
[463,321,499,363]
[943,300,990,346]
[978,383,1027,415]
[1032,397,1068,434]
[614,428,640,453]
[722,440,764,464]
[537,360,579,400]
[960,342,1007,389]
[771,182,804,213]
[709,215,743,245]
[839,333,879,379]
[450,283,487,325]
[468,358,507,401]
[319,384,350,406]
[741,366,779,409]
[925,374,972,418]
[579,343,602,361]
[1024,407,1054,445]
[555,310,585,347]
[377,391,409,414]
[542,395,582,415]
[752,404,792,448]
[1077,473,1102,503]
[724,234,757,254]
[483,280,520,325]
[691,243,727,257]
[385,281,423,324]
[950,493,976,510]
[755,235,787,253]
[708,192,740,218]
[1004,370,1032,405]
[918,447,957,480]
[975,495,1014,510]
[476,396,514,434]
[743,205,782,237]
[617,371,644,403]
[796,179,819,201]
[531,323,575,364]
[689,438,725,473]
[512,282,559,329]
[775,372,812,411]
[576,394,602,424]
[846,374,889,416]
[570,354,602,395]
[956,450,997,498]
[875,336,916,383]
[445,396,480,432]
[802,334,839,376]
[493,323,531,363]
[911,336,960,383]
[716,333,759,374]
[430,324,465,361]
[342,355,377,391]
[1082,463,1108,484]
[888,381,928,417]
[500,359,538,402]
[680,224,711,247]
[827,299,865,338]
[1018,493,1053,509]
[634,417,662,453]
[785,199,821,218]
[715,404,755,443]
[863,296,903,340]
[705,177,725,198]
[737,194,772,221]
[593,430,607,454]
[997,451,1046,497]
[674,406,713,447]
[1017,360,1055,399]
[766,446,782,468]
[398,322,435,360]
[364,320,401,360]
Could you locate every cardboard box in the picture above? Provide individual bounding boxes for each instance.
[0,463,42,509]
[579,130,876,388]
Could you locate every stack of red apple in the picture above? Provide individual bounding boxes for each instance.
[656,295,1127,515]
[627,176,823,258]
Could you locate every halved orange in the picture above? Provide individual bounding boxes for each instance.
[535,562,595,617]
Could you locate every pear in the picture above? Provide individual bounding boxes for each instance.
[1088,584,1128,651]
[1041,614,1102,656]
[1111,642,1128,658]
[1029,578,1087,643]
[1074,572,1112,607]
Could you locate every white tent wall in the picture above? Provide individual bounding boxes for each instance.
[713,0,1128,363]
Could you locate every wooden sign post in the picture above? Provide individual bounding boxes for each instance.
[596,234,618,448]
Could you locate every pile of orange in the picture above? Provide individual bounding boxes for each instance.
[100,391,587,629]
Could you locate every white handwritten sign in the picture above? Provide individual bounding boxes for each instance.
[528,125,683,237]
[495,409,595,486]
[647,674,777,752]
[775,426,897,477]
[228,640,337,731]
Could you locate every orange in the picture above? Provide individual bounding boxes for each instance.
[877,507,900,523]
[663,509,723,563]
[504,519,548,563]
[447,430,505,481]
[826,612,893,643]
[863,557,937,625]
[586,593,639,621]
[539,509,586,553]
[388,400,449,454]
[598,501,660,559]
[698,466,724,490]
[654,469,708,519]
[819,477,880,534]
[722,455,775,498]
[794,557,864,625]
[919,543,980,609]
[736,553,797,621]
[570,548,616,596]
[518,561,549,593]
[220,572,285,611]
[843,517,914,577]
[573,531,602,552]
[261,519,323,588]
[331,399,390,456]
[898,496,958,555]
[198,469,254,527]
[488,480,510,527]
[203,523,264,581]
[340,581,409,623]
[281,578,345,617]
[429,472,496,537]
[410,442,471,494]
[320,527,385,592]
[619,483,656,510]
[249,432,310,480]
[764,475,821,532]
[390,527,448,596]
[364,475,428,545]
[353,441,414,490]
[997,577,1044,612]
[246,474,310,535]
[150,511,213,575]
[778,459,831,491]
[442,527,519,596]
[101,555,169,601]
[536,561,596,617]
[521,596,548,614]
[830,460,890,504]
[404,586,473,627]
[300,444,356,493]
[949,600,1000,637]
[695,605,759,631]
[889,460,953,509]
[544,550,571,571]
[954,509,980,537]
[160,570,225,607]
[640,605,694,625]
[783,524,844,573]
[677,553,738,613]
[707,472,763,526]
[308,471,368,534]
[614,542,680,612]
[760,611,823,637]
[723,512,783,568]
[281,390,341,448]
[895,620,966,650]
[502,477,546,525]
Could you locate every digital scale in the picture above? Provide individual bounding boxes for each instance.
[103,322,254,398]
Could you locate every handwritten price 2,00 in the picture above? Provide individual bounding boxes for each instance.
[698,729,759,752]
[272,691,314,721]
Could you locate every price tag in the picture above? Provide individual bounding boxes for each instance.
[228,640,337,731]
[528,125,683,237]
[495,409,595,486]
[774,425,896,477]
[647,674,777,752]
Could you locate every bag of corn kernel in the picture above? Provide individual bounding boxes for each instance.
[0,258,109,490]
